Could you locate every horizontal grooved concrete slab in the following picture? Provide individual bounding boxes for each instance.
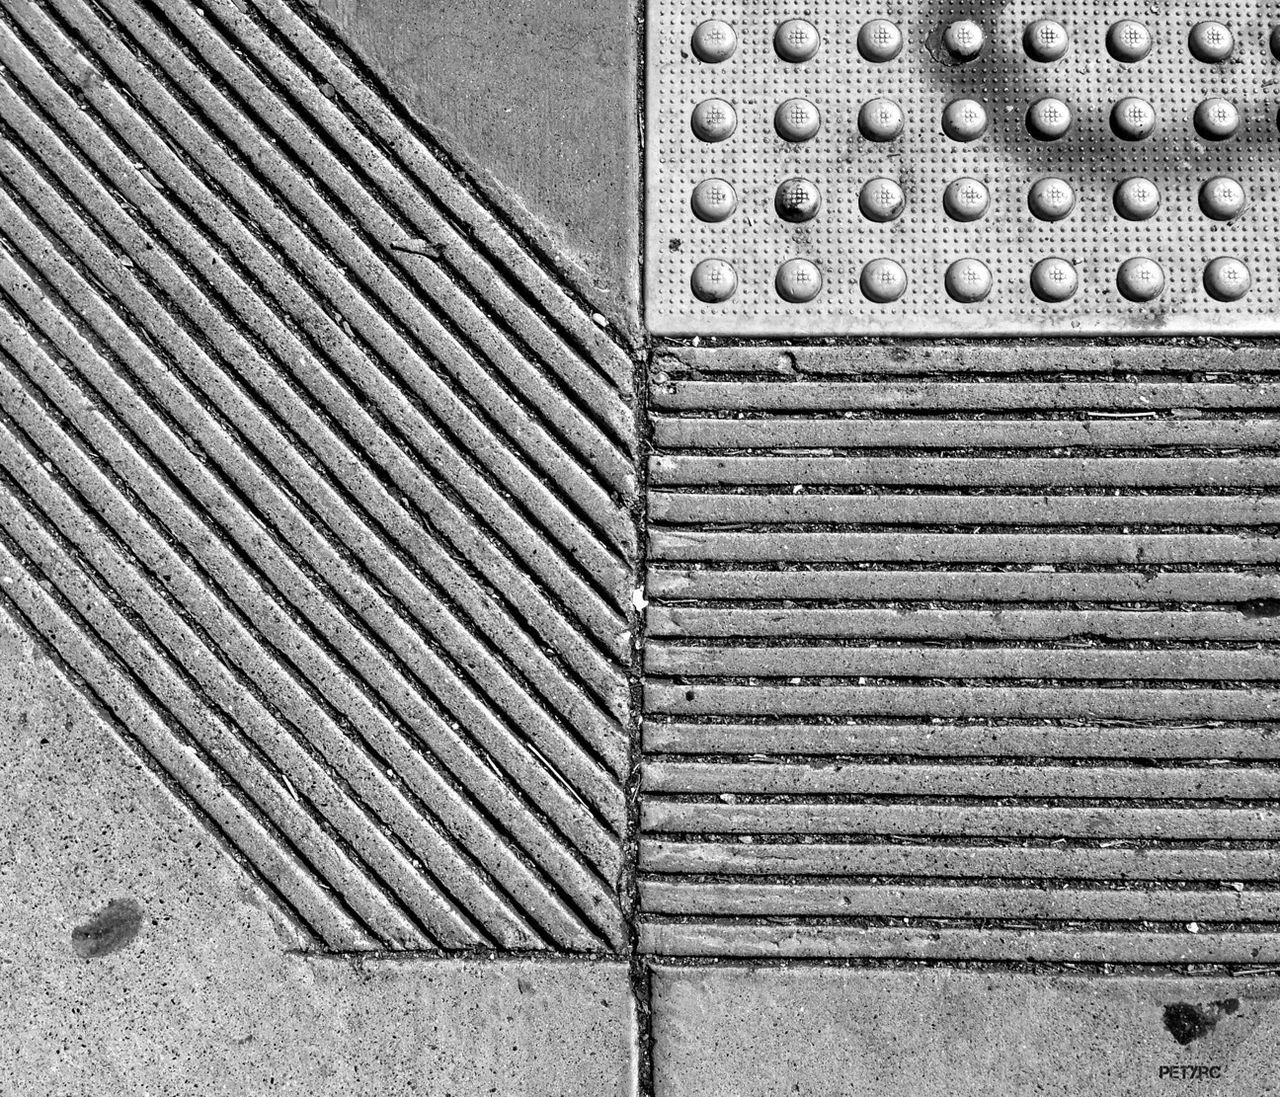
[643,721,1280,758]
[647,607,1278,641]
[659,342,1280,375]
[654,417,1280,449]
[642,801,1280,839]
[651,380,1280,411]
[641,839,1280,880]
[643,349,1280,961]
[646,644,1280,680]
[642,881,1280,921]
[651,491,1280,526]
[647,568,1280,602]
[643,924,1280,961]
[652,456,1280,487]
[646,683,1280,720]
[644,760,1280,799]
[649,531,1280,564]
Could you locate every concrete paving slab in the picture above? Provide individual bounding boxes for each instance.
[0,615,637,1096]
[315,0,641,339]
[0,0,635,954]
[645,2,1280,337]
[5,0,1280,1090]
[642,343,1280,963]
[652,964,1280,1097]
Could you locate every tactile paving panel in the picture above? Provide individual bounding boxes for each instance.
[638,345,1280,963]
[0,0,635,954]
[645,3,1280,335]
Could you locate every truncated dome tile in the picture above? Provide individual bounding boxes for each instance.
[645,2,1280,335]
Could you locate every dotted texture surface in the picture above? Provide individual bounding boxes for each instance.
[645,2,1280,335]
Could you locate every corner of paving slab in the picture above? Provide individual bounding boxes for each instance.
[0,610,638,1096]
[309,0,642,344]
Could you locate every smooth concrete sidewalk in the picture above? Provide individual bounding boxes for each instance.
[652,964,1280,1097]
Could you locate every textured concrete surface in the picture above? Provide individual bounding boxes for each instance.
[642,343,1280,961]
[315,0,641,339]
[0,614,637,1095]
[652,965,1280,1096]
[657,341,1280,376]
[645,2,1280,337]
[4,0,1280,1090]
[0,0,634,953]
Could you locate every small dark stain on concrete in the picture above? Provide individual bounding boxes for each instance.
[1239,598,1280,618]
[1162,998,1241,1045]
[71,898,144,959]
[1164,1003,1214,1045]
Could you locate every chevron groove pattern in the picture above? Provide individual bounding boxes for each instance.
[0,0,636,950]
